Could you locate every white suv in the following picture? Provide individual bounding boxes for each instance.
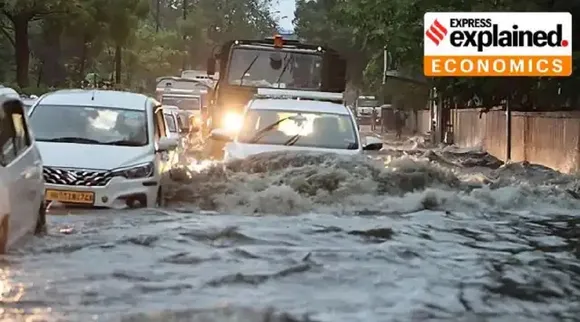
[28,89,179,209]
[0,97,46,253]
[210,88,383,161]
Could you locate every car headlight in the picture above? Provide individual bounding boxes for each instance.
[111,162,154,179]
[222,112,243,132]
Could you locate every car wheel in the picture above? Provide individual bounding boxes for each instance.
[156,187,164,207]
[34,201,46,235]
[0,214,9,254]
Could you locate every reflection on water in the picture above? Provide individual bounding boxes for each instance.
[0,263,59,321]
[0,265,24,303]
[4,138,580,321]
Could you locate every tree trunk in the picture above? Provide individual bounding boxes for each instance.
[13,16,30,88]
[114,44,122,84]
[345,52,367,88]
[40,20,65,87]
[78,36,88,83]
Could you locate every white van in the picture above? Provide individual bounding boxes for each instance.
[162,105,181,141]
[0,97,46,253]
[28,89,179,209]
[210,88,383,162]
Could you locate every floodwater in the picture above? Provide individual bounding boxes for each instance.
[2,134,580,321]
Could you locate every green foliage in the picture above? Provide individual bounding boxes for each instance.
[295,0,580,109]
[0,0,277,89]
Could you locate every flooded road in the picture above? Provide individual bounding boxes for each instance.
[2,134,580,321]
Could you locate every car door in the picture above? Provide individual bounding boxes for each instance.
[9,100,43,211]
[0,99,40,245]
[153,105,175,173]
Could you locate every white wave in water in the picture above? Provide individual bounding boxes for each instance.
[163,149,580,216]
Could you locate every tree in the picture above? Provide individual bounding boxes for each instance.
[179,0,277,69]
[0,0,278,92]
[0,0,78,87]
[294,0,370,102]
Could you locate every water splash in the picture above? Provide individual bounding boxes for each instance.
[163,148,580,216]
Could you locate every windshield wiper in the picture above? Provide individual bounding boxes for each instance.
[103,139,144,146]
[41,137,101,144]
[247,117,292,143]
[284,133,301,146]
[239,54,260,86]
[274,54,292,87]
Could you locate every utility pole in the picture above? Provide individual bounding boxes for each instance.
[182,0,188,70]
[505,97,511,161]
[155,0,160,32]
[382,45,387,85]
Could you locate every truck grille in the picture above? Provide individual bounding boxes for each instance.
[43,167,114,187]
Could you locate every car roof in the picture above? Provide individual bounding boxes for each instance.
[21,98,36,105]
[162,105,179,111]
[38,89,150,110]
[0,86,19,98]
[248,98,350,115]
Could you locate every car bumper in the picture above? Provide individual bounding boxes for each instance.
[44,176,159,209]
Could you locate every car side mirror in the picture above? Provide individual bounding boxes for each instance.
[210,128,232,142]
[207,57,216,76]
[157,137,178,152]
[363,136,383,151]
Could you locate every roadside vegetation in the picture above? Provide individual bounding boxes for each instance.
[2,0,579,110]
[294,0,580,110]
[0,0,277,94]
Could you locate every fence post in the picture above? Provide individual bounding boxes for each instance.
[506,98,511,161]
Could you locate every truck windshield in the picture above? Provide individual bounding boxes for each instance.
[161,96,200,110]
[227,47,323,90]
[356,99,378,107]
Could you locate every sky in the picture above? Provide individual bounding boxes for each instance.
[272,0,295,31]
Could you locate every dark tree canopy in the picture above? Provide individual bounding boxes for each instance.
[0,0,277,92]
[294,0,580,110]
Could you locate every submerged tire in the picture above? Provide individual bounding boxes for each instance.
[205,139,225,160]
[155,187,163,207]
[34,201,46,235]
[0,214,9,254]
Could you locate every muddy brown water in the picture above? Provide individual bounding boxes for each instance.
[2,142,580,322]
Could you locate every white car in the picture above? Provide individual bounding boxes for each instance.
[0,86,19,99]
[209,88,383,161]
[28,89,179,209]
[0,96,46,253]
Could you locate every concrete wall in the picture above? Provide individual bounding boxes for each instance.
[409,108,580,173]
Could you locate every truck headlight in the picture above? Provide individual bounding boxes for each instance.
[223,112,243,132]
[112,162,154,179]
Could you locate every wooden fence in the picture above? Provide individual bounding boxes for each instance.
[407,109,580,173]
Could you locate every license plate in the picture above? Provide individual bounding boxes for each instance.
[45,189,94,204]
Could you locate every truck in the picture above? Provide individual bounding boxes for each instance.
[204,35,347,157]
[155,76,212,130]
[355,95,380,124]
[181,69,218,88]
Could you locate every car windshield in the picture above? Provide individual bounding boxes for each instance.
[238,109,358,149]
[29,104,148,146]
[227,48,323,90]
[161,96,200,110]
[164,114,177,133]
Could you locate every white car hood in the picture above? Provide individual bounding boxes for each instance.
[225,142,360,161]
[37,142,153,170]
